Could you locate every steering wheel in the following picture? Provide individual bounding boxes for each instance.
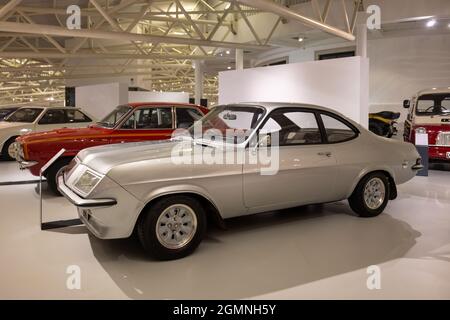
[424,105,446,112]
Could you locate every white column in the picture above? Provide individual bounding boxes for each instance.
[235,49,244,70]
[356,23,367,58]
[194,60,203,105]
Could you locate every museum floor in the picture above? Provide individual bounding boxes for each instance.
[0,160,449,300]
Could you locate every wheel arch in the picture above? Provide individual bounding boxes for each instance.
[1,135,19,151]
[136,190,226,232]
[348,168,397,200]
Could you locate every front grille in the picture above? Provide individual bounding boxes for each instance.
[436,132,450,146]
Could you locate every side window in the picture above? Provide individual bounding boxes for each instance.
[321,114,357,143]
[176,108,203,128]
[38,109,66,125]
[122,107,173,129]
[65,110,92,123]
[260,109,322,146]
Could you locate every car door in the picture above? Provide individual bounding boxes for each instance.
[318,112,363,200]
[36,108,71,132]
[110,106,174,143]
[63,109,93,128]
[175,106,205,129]
[243,108,338,210]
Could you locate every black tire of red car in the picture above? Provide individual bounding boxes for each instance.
[348,172,390,218]
[137,195,207,260]
[1,137,17,161]
[369,122,384,136]
[45,157,72,196]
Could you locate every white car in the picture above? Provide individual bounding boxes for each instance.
[0,106,95,160]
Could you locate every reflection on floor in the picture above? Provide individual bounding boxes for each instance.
[0,159,37,184]
[0,162,449,299]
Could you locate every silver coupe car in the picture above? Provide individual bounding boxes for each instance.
[57,103,423,260]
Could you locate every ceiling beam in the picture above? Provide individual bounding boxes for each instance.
[0,21,269,50]
[0,51,225,60]
[234,0,356,41]
[0,0,22,20]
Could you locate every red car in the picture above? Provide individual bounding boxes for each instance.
[16,102,209,194]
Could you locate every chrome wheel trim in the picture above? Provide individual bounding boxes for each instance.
[156,204,198,250]
[7,142,17,159]
[363,177,386,210]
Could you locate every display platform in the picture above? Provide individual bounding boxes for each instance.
[0,160,40,185]
[0,167,449,299]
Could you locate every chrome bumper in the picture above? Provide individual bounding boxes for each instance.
[57,173,117,208]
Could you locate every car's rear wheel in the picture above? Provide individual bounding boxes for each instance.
[137,195,206,260]
[45,157,72,196]
[1,138,18,161]
[348,172,389,218]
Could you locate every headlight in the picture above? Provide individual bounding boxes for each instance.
[415,127,427,134]
[73,168,103,196]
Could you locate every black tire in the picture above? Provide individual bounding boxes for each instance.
[348,172,390,218]
[45,157,72,196]
[369,122,384,136]
[1,137,17,161]
[137,195,206,260]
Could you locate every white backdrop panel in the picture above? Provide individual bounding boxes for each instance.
[129,91,189,103]
[219,57,369,127]
[76,82,128,120]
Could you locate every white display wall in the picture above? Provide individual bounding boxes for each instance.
[75,82,128,120]
[129,91,189,103]
[75,83,191,120]
[219,57,369,127]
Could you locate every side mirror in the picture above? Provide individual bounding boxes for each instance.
[403,99,410,108]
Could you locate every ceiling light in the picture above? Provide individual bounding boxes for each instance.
[226,50,230,54]
[426,19,437,27]
[298,37,304,42]
[29,98,33,102]
[227,66,232,70]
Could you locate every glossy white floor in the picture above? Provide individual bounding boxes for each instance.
[0,160,449,300]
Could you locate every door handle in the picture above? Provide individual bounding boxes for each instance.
[318,151,332,157]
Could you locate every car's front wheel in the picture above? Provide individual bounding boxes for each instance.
[1,138,18,161]
[348,172,390,218]
[46,157,72,196]
[137,195,206,260]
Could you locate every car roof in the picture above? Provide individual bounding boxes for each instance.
[16,106,82,110]
[416,87,450,95]
[226,102,345,114]
[128,102,202,108]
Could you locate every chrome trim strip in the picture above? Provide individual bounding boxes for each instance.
[412,164,424,171]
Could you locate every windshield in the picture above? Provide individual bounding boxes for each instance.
[5,108,43,123]
[97,105,131,128]
[188,105,265,144]
[0,108,16,119]
[416,93,450,116]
